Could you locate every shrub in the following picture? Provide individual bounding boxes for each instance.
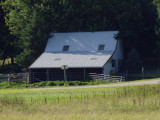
[0,80,110,89]
[68,81,81,86]
[31,83,40,87]
[54,81,65,86]
[1,85,11,89]
[37,81,47,87]
[46,81,56,86]
[19,84,31,88]
[81,82,90,85]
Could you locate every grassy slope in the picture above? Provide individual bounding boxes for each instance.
[0,84,160,120]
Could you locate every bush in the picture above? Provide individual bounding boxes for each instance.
[68,81,81,86]
[82,82,90,85]
[19,84,31,88]
[54,81,65,86]
[1,85,10,89]
[32,83,41,87]
[46,81,56,86]
[37,81,47,87]
[0,80,110,89]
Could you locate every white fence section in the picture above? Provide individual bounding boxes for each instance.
[0,73,29,82]
[89,73,125,82]
[0,75,8,82]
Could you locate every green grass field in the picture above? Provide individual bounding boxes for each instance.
[0,84,160,120]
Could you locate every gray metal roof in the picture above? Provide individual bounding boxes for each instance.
[45,31,118,52]
[29,31,118,69]
[29,52,113,68]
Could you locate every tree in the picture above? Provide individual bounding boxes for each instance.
[1,0,121,68]
[126,48,143,72]
[153,0,160,65]
[1,0,159,69]
[0,0,19,65]
[117,0,158,64]
[2,0,50,67]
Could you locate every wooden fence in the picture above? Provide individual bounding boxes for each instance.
[0,73,29,83]
[89,73,125,82]
[0,73,125,83]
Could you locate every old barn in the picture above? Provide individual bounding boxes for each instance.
[29,31,123,83]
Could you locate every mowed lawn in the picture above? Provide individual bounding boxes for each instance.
[0,84,160,120]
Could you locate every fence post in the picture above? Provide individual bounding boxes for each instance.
[8,74,11,85]
[58,96,60,103]
[27,73,29,84]
[103,91,106,98]
[25,73,27,84]
[70,94,72,101]
[44,97,47,104]
[81,93,83,100]
[120,76,122,82]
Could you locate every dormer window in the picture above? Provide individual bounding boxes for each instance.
[62,45,69,52]
[98,44,105,51]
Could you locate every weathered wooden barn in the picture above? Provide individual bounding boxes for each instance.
[29,31,123,83]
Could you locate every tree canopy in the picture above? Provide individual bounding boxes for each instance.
[0,0,160,69]
[0,0,19,65]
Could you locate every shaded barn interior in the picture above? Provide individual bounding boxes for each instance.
[30,68,103,83]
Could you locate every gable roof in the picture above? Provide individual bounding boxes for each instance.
[45,31,118,52]
[29,52,113,69]
[29,31,118,69]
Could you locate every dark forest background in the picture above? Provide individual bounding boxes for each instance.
[1,0,160,73]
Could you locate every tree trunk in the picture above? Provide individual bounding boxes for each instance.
[2,58,6,66]
[11,56,14,65]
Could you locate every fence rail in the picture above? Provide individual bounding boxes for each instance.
[0,72,125,83]
[89,73,125,82]
[0,73,29,83]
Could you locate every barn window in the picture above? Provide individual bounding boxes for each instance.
[62,45,69,51]
[98,44,105,51]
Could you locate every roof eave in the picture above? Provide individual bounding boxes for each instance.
[29,66,104,69]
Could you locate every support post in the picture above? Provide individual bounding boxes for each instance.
[64,67,67,82]
[29,70,32,83]
[33,72,35,83]
[8,74,11,85]
[61,65,68,82]
[142,67,144,79]
[47,69,49,81]
[84,68,86,81]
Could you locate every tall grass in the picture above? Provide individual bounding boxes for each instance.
[0,84,160,120]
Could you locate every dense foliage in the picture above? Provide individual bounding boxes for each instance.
[0,0,160,70]
[0,0,19,66]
